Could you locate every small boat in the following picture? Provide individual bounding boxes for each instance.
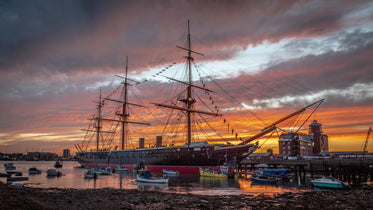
[9,182,24,188]
[54,161,63,168]
[136,169,168,184]
[4,163,16,170]
[84,170,98,179]
[14,171,23,176]
[86,167,112,176]
[0,172,11,177]
[7,176,29,182]
[199,168,227,178]
[86,168,102,176]
[97,167,113,175]
[116,165,129,172]
[163,169,179,176]
[47,169,62,176]
[28,167,41,174]
[250,175,278,184]
[311,177,349,189]
[6,171,22,176]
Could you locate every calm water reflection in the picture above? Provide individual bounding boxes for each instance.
[1,161,310,195]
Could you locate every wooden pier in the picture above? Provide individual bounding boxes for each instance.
[240,158,373,186]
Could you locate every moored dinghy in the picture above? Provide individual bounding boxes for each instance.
[199,168,227,178]
[7,176,29,182]
[137,169,168,184]
[28,167,41,174]
[250,175,278,184]
[4,163,16,170]
[84,170,98,179]
[116,165,129,172]
[311,176,349,189]
[54,161,63,168]
[47,169,62,176]
[162,169,179,176]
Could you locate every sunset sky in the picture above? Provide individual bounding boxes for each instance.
[0,0,372,155]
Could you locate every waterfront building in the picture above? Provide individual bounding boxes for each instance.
[278,120,329,157]
[279,132,313,157]
[63,149,71,159]
[247,149,275,161]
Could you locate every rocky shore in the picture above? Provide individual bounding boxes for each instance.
[1,182,373,209]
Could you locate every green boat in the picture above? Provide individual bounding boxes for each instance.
[311,177,349,189]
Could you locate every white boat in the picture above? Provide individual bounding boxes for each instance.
[84,170,98,179]
[87,168,102,176]
[87,167,112,175]
[47,169,62,176]
[100,167,113,175]
[137,174,169,184]
[311,177,349,189]
[116,165,129,172]
[162,169,179,176]
[137,169,168,184]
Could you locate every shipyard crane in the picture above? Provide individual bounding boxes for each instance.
[363,127,371,153]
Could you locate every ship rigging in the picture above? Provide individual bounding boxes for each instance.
[75,21,324,174]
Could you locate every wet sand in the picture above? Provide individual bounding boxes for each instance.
[1,182,373,209]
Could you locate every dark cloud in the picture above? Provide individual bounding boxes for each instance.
[338,29,373,51]
[1,0,371,75]
[1,0,373,153]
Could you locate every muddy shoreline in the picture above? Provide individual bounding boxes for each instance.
[1,182,373,209]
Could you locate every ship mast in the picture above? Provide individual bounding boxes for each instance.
[186,20,193,145]
[80,88,116,152]
[103,57,150,150]
[153,20,219,145]
[122,56,129,150]
[96,89,103,151]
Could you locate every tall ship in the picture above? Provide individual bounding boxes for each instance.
[76,21,323,174]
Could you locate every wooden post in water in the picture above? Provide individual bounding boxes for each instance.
[302,165,306,184]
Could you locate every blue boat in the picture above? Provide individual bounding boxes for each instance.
[250,175,278,184]
[7,177,29,182]
[311,177,349,189]
[262,169,289,176]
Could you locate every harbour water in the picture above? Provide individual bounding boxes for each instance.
[1,161,311,195]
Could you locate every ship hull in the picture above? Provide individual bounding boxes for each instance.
[77,142,256,175]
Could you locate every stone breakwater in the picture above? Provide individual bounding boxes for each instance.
[1,182,373,209]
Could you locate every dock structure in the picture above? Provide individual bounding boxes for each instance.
[240,158,373,186]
